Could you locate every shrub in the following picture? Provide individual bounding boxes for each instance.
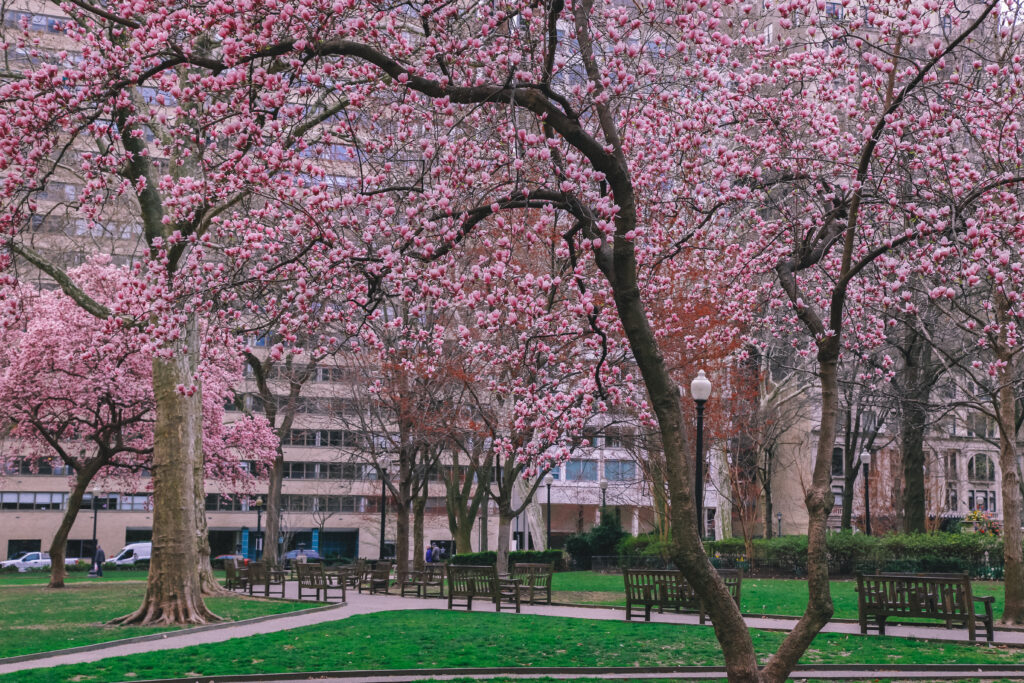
[564,510,628,570]
[448,549,567,570]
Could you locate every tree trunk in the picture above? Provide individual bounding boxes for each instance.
[840,462,859,531]
[763,456,774,539]
[48,469,98,588]
[111,335,218,625]
[496,512,512,575]
[995,290,1024,623]
[395,500,410,577]
[263,453,285,566]
[195,459,228,597]
[899,401,929,534]
[412,495,426,572]
[896,318,935,534]
[759,345,839,681]
[600,215,761,681]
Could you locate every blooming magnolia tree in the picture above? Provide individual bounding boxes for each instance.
[0,261,276,590]
[0,0,1019,675]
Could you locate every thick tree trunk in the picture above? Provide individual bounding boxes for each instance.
[412,496,426,572]
[496,512,512,575]
[48,470,96,588]
[896,319,935,533]
[111,338,218,625]
[395,501,410,577]
[263,453,285,566]
[763,459,774,539]
[899,401,929,533]
[995,291,1024,623]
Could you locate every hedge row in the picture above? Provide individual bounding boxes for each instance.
[449,549,566,570]
[618,531,1005,578]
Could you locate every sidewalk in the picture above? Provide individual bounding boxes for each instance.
[3,583,1022,677]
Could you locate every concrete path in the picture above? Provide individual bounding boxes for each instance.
[3,582,1023,677]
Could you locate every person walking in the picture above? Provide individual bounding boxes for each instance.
[93,544,105,577]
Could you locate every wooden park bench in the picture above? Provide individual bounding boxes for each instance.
[296,562,346,602]
[446,564,520,613]
[511,562,554,605]
[358,561,393,594]
[856,572,994,642]
[399,563,447,598]
[247,561,286,599]
[623,568,742,623]
[224,558,248,591]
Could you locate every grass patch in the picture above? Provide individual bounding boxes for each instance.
[0,583,317,659]
[3,610,1022,683]
[0,570,151,586]
[552,572,1005,619]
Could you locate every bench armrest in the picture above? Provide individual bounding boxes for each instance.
[973,595,996,604]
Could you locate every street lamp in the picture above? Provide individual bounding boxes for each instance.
[599,478,608,509]
[690,370,712,539]
[545,473,554,549]
[379,458,395,560]
[776,512,783,537]
[860,451,871,536]
[253,496,264,560]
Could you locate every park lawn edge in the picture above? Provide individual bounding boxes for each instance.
[3,610,1023,683]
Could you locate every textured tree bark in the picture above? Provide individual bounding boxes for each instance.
[994,290,1024,623]
[496,512,512,575]
[111,340,218,625]
[195,458,229,597]
[896,323,934,534]
[263,454,285,567]
[48,471,96,589]
[394,500,410,577]
[412,495,426,572]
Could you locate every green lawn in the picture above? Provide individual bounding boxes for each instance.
[551,572,1006,619]
[3,610,1022,683]
[0,582,318,659]
[0,570,151,586]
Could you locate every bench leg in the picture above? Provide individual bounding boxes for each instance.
[645,604,651,622]
[877,617,886,636]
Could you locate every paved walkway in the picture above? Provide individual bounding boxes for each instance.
[3,582,1023,677]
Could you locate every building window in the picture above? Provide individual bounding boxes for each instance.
[945,484,958,512]
[832,485,844,510]
[831,447,844,478]
[966,413,995,439]
[967,454,996,482]
[967,489,997,513]
[825,2,844,21]
[942,14,952,32]
[944,451,959,481]
[565,460,598,482]
[605,460,636,481]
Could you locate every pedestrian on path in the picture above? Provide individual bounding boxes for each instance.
[92,545,105,577]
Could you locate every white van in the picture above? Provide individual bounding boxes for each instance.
[112,542,151,566]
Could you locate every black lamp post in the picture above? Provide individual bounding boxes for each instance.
[545,473,554,549]
[253,496,264,559]
[860,450,871,536]
[599,478,608,509]
[776,512,782,537]
[379,458,393,560]
[690,370,712,539]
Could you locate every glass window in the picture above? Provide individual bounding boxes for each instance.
[605,460,636,481]
[946,484,958,512]
[968,454,996,482]
[565,460,598,482]
[831,447,844,477]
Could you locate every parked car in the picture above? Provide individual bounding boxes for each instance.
[281,549,322,568]
[0,551,79,572]
[110,542,151,566]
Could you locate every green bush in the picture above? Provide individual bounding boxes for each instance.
[449,551,497,566]
[565,510,628,570]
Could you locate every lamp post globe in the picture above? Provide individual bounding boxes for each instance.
[690,370,712,539]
